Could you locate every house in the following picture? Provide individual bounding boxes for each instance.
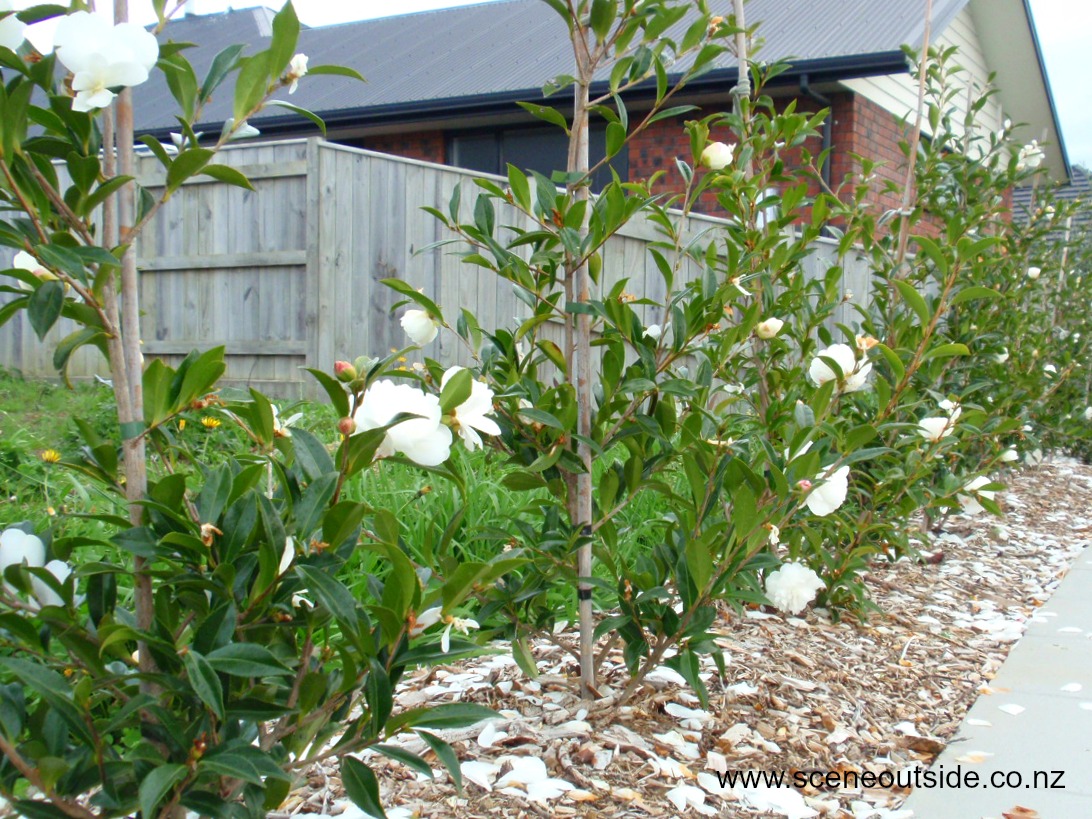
[133,0,1072,216]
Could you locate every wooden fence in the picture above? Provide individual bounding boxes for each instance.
[0,138,871,396]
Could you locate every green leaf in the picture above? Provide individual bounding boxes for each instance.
[893,279,931,327]
[266,100,327,136]
[506,164,531,211]
[304,368,351,418]
[305,64,366,81]
[388,702,495,733]
[418,731,464,793]
[269,1,300,76]
[81,175,135,217]
[183,649,225,719]
[374,745,434,778]
[206,644,292,677]
[200,163,256,191]
[28,280,64,339]
[233,51,272,125]
[166,147,214,193]
[380,278,444,323]
[139,764,188,819]
[438,367,472,414]
[341,758,385,818]
[923,342,969,361]
[197,463,233,523]
[515,101,569,134]
[201,44,245,102]
[950,285,1002,307]
[297,564,359,632]
[589,0,617,42]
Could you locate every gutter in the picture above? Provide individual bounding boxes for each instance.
[1020,0,1073,181]
[798,74,833,191]
[136,51,912,143]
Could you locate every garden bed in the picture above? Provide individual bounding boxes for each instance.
[281,459,1092,819]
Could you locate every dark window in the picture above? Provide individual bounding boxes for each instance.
[449,124,627,191]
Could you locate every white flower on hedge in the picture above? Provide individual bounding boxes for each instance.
[352,380,452,466]
[1043,363,1057,376]
[221,118,261,140]
[271,405,302,438]
[30,560,71,609]
[53,12,159,112]
[766,523,780,547]
[808,343,871,393]
[0,1,26,52]
[755,317,784,339]
[278,537,295,575]
[1027,266,1041,280]
[805,464,849,516]
[409,606,442,637]
[401,308,439,345]
[1084,407,1092,421]
[285,52,308,93]
[1000,448,1019,463]
[994,349,1009,364]
[700,141,734,170]
[1016,140,1045,171]
[442,366,500,451]
[441,615,479,653]
[765,562,825,615]
[918,403,960,442]
[958,476,996,516]
[0,527,45,577]
[643,324,662,340]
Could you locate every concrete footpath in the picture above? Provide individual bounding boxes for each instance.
[902,546,1092,818]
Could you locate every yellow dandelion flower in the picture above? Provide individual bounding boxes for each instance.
[40,449,61,464]
[178,419,186,431]
[201,416,221,429]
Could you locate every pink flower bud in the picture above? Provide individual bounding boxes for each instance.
[796,479,813,491]
[334,361,357,382]
[337,416,356,436]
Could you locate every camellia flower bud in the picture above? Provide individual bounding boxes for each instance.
[337,416,356,436]
[700,141,734,170]
[1026,266,1041,280]
[334,360,357,382]
[755,317,783,339]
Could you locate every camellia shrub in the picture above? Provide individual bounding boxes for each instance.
[392,6,1091,703]
[0,3,501,817]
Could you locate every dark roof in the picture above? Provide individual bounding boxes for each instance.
[1013,165,1091,230]
[133,0,968,136]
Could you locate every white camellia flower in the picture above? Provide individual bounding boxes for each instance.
[700,141,734,170]
[1027,266,1041,280]
[271,405,302,438]
[0,1,26,52]
[764,562,825,615]
[30,560,71,609]
[409,606,442,637]
[805,464,850,516]
[994,349,1009,364]
[53,12,159,112]
[220,117,262,140]
[1043,363,1057,376]
[958,475,996,515]
[1084,407,1092,421]
[352,380,452,466]
[1015,140,1045,171]
[1000,448,1019,463]
[755,317,784,339]
[643,324,662,340]
[918,416,954,442]
[808,343,872,393]
[441,615,479,653]
[0,527,45,577]
[400,308,439,345]
[278,537,295,575]
[286,52,308,93]
[442,366,500,451]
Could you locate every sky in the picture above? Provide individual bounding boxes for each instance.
[17,0,1092,170]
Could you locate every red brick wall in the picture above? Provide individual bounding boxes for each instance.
[358,131,446,164]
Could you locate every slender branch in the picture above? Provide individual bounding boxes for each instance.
[893,0,933,271]
[0,732,97,819]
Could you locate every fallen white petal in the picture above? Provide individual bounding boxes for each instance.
[998,703,1026,716]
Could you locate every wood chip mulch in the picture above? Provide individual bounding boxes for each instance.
[280,459,1092,819]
